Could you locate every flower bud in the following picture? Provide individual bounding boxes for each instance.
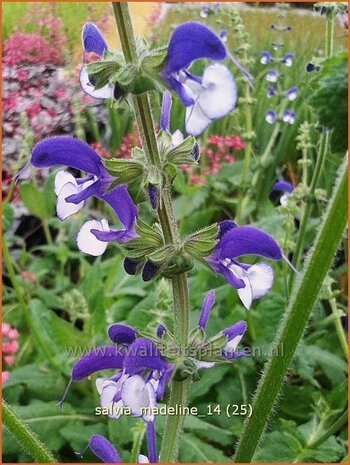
[147,184,159,210]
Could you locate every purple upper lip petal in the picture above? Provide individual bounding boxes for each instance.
[82,22,108,57]
[165,22,227,75]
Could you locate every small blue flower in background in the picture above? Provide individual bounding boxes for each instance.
[199,3,220,18]
[260,51,273,65]
[206,221,282,309]
[267,86,277,98]
[219,29,229,43]
[282,110,296,125]
[306,62,321,73]
[272,180,295,206]
[265,110,277,124]
[199,5,211,18]
[260,16,298,127]
[163,22,253,136]
[281,52,294,67]
[266,69,279,82]
[31,137,138,256]
[286,86,299,101]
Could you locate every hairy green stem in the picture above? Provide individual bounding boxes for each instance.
[130,420,146,463]
[42,219,54,245]
[234,158,347,462]
[3,400,57,463]
[289,132,329,287]
[328,290,348,360]
[112,3,190,461]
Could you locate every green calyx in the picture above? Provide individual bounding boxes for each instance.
[123,220,193,281]
[166,136,198,165]
[85,38,167,98]
[184,224,219,259]
[104,158,145,186]
[161,327,229,381]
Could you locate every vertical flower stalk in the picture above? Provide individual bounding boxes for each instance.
[240,4,295,215]
[231,9,255,224]
[234,157,348,462]
[112,3,190,461]
[289,10,335,288]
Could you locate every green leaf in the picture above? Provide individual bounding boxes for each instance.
[294,343,347,387]
[49,311,90,349]
[2,365,67,401]
[254,419,346,462]
[86,287,106,339]
[179,433,229,462]
[87,60,122,75]
[300,436,345,462]
[2,203,15,231]
[108,415,134,447]
[309,52,348,152]
[253,430,299,462]
[42,173,57,218]
[190,365,231,400]
[19,184,48,219]
[184,415,234,447]
[60,423,108,453]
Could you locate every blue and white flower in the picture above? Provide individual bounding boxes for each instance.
[282,110,296,124]
[205,221,282,309]
[261,51,273,64]
[162,22,253,135]
[31,137,138,256]
[272,180,295,206]
[265,110,277,124]
[286,86,298,101]
[266,69,279,82]
[281,53,294,67]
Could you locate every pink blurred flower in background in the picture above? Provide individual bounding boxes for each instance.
[2,323,20,383]
[183,134,245,185]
